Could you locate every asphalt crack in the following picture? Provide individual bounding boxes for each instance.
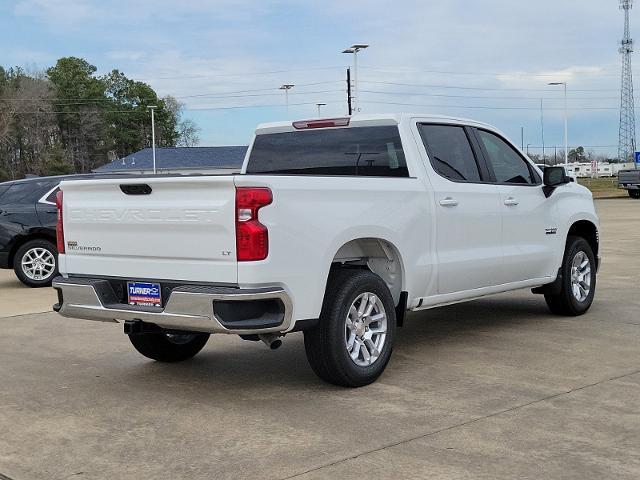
[280,368,640,480]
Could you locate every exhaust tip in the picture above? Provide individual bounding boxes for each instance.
[259,333,283,350]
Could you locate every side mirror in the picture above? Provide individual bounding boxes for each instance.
[542,166,570,197]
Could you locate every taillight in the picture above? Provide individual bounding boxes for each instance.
[55,190,65,254]
[235,187,272,261]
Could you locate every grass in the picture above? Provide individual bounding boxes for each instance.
[577,177,627,198]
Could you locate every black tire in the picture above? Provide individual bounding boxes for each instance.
[128,332,210,362]
[304,269,397,387]
[545,236,596,316]
[13,239,58,288]
[628,190,640,199]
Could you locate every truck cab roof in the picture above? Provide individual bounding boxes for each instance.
[255,113,497,135]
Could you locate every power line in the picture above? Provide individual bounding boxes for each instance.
[142,66,346,80]
[362,99,626,111]
[360,80,620,93]
[12,100,345,114]
[6,81,345,103]
[359,89,620,101]
[37,89,345,106]
[360,66,624,78]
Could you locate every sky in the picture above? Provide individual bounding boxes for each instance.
[0,0,635,157]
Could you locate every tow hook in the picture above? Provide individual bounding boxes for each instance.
[258,333,283,350]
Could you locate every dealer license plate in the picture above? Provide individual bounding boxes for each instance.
[127,281,162,307]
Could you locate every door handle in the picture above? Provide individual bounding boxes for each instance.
[439,197,459,207]
[504,197,519,206]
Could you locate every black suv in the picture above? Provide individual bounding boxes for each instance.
[0,174,116,287]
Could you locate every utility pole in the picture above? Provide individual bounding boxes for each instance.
[147,105,158,174]
[521,126,524,151]
[540,99,546,162]
[346,67,353,115]
[316,103,326,117]
[279,84,295,117]
[618,0,637,167]
[549,82,569,166]
[342,44,368,113]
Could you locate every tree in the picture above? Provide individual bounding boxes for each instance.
[102,71,182,157]
[46,57,110,173]
[164,95,200,147]
[177,119,200,147]
[568,146,586,163]
[0,57,199,180]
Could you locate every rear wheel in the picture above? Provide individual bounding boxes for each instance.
[304,269,396,387]
[545,236,596,316]
[13,239,58,287]
[628,189,640,199]
[128,331,210,362]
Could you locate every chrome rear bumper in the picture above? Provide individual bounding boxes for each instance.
[52,276,292,335]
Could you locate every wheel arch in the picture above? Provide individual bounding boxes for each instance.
[328,237,406,307]
[567,220,599,259]
[8,232,57,268]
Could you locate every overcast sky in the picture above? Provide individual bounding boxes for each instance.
[0,0,635,156]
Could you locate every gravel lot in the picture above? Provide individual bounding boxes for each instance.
[0,198,638,480]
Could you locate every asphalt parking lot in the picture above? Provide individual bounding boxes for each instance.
[1,198,639,480]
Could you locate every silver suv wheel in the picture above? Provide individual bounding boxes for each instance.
[21,247,56,281]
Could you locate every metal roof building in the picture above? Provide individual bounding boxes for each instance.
[94,146,248,174]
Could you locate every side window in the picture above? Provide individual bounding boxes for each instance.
[476,130,536,185]
[418,124,481,182]
[1,180,54,204]
[43,185,61,204]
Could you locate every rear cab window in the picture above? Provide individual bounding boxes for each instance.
[246,126,409,177]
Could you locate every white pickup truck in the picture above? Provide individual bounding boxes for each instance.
[53,114,600,387]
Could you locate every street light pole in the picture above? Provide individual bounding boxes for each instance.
[540,99,545,162]
[549,82,569,166]
[147,105,158,174]
[279,84,295,117]
[342,44,368,113]
[316,103,326,117]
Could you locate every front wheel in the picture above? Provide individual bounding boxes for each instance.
[304,269,396,387]
[628,189,640,199]
[128,332,210,362]
[545,236,596,316]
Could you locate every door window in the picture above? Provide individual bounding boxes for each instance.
[418,124,481,182]
[476,130,537,185]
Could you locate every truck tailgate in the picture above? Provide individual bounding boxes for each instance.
[60,176,238,284]
[619,170,640,184]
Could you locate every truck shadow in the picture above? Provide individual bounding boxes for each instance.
[117,294,556,392]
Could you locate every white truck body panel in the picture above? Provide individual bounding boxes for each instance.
[60,176,238,284]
